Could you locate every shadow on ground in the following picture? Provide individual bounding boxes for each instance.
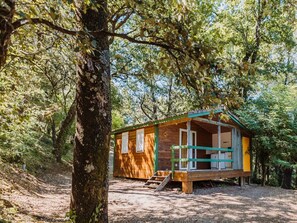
[109,178,297,223]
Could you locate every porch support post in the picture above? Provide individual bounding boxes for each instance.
[154,125,159,172]
[187,120,191,171]
[218,118,221,170]
[182,181,193,194]
[239,176,244,187]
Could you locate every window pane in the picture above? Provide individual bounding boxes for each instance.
[136,129,144,152]
[121,132,128,153]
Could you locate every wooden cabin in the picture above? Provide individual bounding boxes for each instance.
[113,109,251,193]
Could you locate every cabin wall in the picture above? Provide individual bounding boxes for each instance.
[191,122,212,169]
[158,121,213,170]
[158,122,187,170]
[242,136,251,172]
[232,128,242,170]
[212,132,232,148]
[212,131,232,168]
[113,126,155,179]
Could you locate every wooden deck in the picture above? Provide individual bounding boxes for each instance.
[158,169,251,182]
[157,169,251,193]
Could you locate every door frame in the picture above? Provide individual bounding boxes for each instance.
[179,129,197,170]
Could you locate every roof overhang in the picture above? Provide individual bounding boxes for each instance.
[112,109,250,134]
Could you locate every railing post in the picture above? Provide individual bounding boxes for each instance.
[187,121,191,171]
[171,145,175,179]
[218,118,221,170]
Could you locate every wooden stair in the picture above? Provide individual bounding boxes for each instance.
[144,172,171,191]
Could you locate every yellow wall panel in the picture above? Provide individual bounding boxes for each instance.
[242,137,251,172]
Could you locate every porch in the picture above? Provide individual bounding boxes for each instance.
[154,116,251,193]
[157,169,251,193]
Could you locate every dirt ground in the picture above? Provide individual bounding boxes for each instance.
[109,178,297,223]
[1,165,297,223]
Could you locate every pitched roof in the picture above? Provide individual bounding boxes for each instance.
[112,108,248,134]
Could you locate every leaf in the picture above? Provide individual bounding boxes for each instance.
[18,11,26,19]
[49,7,58,20]
[74,47,80,52]
[91,40,97,48]
[29,6,38,16]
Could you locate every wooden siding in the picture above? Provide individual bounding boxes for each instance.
[191,122,212,170]
[159,117,190,127]
[158,122,187,170]
[158,121,213,171]
[158,170,251,182]
[113,126,155,179]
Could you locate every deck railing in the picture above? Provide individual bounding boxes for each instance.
[170,145,233,177]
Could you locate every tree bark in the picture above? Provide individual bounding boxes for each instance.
[252,150,258,181]
[295,168,297,189]
[151,87,158,120]
[281,167,293,189]
[240,0,267,100]
[0,0,15,68]
[266,166,270,184]
[261,162,266,186]
[53,100,76,163]
[166,76,173,116]
[275,165,283,186]
[51,118,57,148]
[70,1,111,222]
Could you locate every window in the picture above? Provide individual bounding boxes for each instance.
[136,129,144,152]
[121,132,128,154]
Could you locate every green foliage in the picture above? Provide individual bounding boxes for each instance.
[237,84,297,185]
[0,3,76,167]
[65,210,76,223]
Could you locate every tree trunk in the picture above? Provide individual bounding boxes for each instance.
[70,1,111,222]
[166,76,173,116]
[275,165,283,186]
[252,150,258,181]
[295,168,297,189]
[51,118,57,147]
[281,167,293,189]
[266,166,270,184]
[261,162,266,186]
[151,88,158,120]
[0,0,15,68]
[53,100,76,163]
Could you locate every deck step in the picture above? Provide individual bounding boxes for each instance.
[151,175,166,179]
[151,176,166,180]
[144,172,172,191]
[147,180,162,184]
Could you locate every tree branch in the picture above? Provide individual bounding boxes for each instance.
[12,18,80,35]
[12,18,186,55]
[4,0,14,8]
[140,96,153,120]
[103,31,185,55]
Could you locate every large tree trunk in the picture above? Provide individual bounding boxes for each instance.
[0,0,15,68]
[281,167,293,189]
[70,0,111,222]
[53,100,76,163]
